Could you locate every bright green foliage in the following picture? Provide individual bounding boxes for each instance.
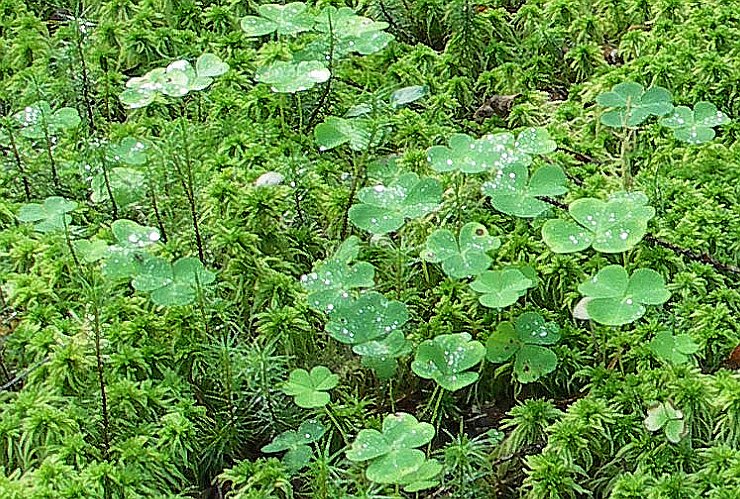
[576,265,670,326]
[660,101,730,144]
[74,238,109,263]
[13,101,80,138]
[106,137,147,166]
[325,291,408,347]
[425,128,556,174]
[422,222,500,279]
[91,168,145,207]
[596,82,673,127]
[255,60,330,94]
[542,191,655,253]
[17,196,77,233]
[469,268,537,308]
[102,219,160,279]
[411,333,485,391]
[120,53,228,108]
[261,419,326,471]
[131,256,215,306]
[482,164,568,218]
[300,236,375,314]
[314,115,373,151]
[645,402,685,443]
[240,3,314,37]
[486,312,561,383]
[346,412,440,491]
[390,85,427,107]
[649,330,699,365]
[282,366,338,408]
[348,172,442,234]
[314,6,393,56]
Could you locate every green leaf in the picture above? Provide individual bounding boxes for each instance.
[301,248,375,314]
[422,222,500,279]
[132,256,215,307]
[398,458,442,492]
[485,312,561,383]
[390,85,427,107]
[107,137,148,166]
[515,127,557,155]
[644,402,684,443]
[18,196,77,233]
[349,172,442,234]
[256,60,330,93]
[325,292,408,346]
[483,164,568,218]
[282,366,339,408]
[659,101,730,144]
[411,333,485,391]
[189,53,229,91]
[121,63,193,108]
[542,191,655,253]
[91,167,146,207]
[649,330,699,365]
[314,115,373,151]
[577,265,670,326]
[261,419,325,471]
[315,6,393,56]
[240,2,314,37]
[597,82,673,128]
[14,101,81,138]
[111,219,161,248]
[73,239,109,264]
[469,268,536,309]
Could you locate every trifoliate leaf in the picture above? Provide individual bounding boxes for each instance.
[314,115,374,151]
[132,256,215,306]
[542,191,655,253]
[659,101,730,144]
[91,167,146,207]
[576,265,670,326]
[256,60,330,93]
[14,101,81,139]
[649,330,699,365]
[240,2,314,37]
[469,268,536,309]
[422,222,500,279]
[482,164,568,218]
[282,366,339,408]
[349,172,442,234]
[645,402,684,443]
[411,333,485,391]
[315,6,393,56]
[189,52,229,91]
[597,82,673,128]
[18,196,77,233]
[485,312,561,383]
[106,137,148,166]
[325,292,409,347]
[262,419,325,471]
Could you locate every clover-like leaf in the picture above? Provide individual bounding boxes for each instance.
[91,167,146,207]
[485,312,561,383]
[469,268,536,309]
[120,63,192,109]
[347,413,435,485]
[482,164,568,218]
[13,101,81,139]
[315,6,393,56]
[397,458,443,492]
[262,419,325,471]
[659,101,730,144]
[282,366,338,408]
[349,172,442,234]
[649,330,699,365]
[132,256,215,306]
[542,191,655,253]
[314,115,374,151]
[411,333,485,391]
[645,402,684,444]
[575,265,670,326]
[106,137,148,166]
[301,237,375,314]
[422,222,500,279]
[18,196,77,233]
[325,292,409,347]
[189,53,230,91]
[256,60,330,93]
[390,85,427,108]
[101,220,160,279]
[73,238,109,264]
[597,82,673,128]
[426,128,554,175]
[240,2,314,37]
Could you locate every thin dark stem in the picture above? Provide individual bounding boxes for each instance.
[99,151,118,219]
[62,216,81,269]
[42,125,59,188]
[178,119,205,263]
[74,17,96,134]
[306,10,335,129]
[4,125,31,200]
[0,358,48,391]
[148,183,168,243]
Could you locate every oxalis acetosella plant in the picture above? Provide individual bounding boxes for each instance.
[119,52,229,263]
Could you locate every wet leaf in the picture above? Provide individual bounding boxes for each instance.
[315,6,393,56]
[256,60,330,93]
[597,82,673,128]
[422,222,500,279]
[660,101,730,144]
[262,419,325,471]
[649,330,699,365]
[282,366,338,408]
[469,268,536,309]
[13,101,81,138]
[411,333,485,391]
[18,196,77,233]
[645,401,684,443]
[482,164,568,218]
[240,2,314,37]
[325,292,409,347]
